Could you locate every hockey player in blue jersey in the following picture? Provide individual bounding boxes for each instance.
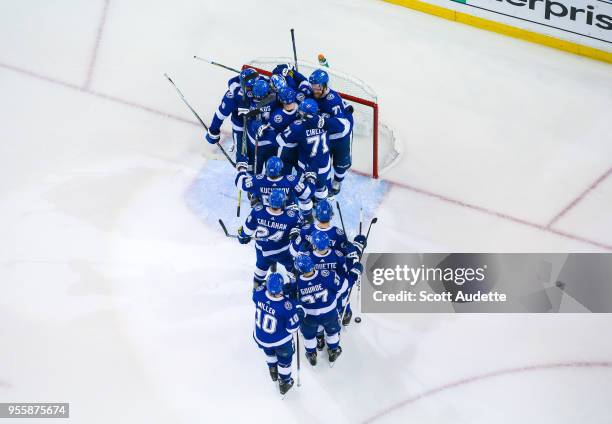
[292,254,360,365]
[249,78,274,123]
[271,63,312,102]
[276,99,345,202]
[235,156,316,222]
[238,189,302,289]
[226,67,257,97]
[205,68,259,149]
[269,87,300,174]
[252,272,304,395]
[309,230,366,327]
[269,87,299,132]
[302,227,366,350]
[290,201,367,338]
[236,118,278,174]
[290,200,351,256]
[233,79,273,171]
[309,69,354,195]
[308,230,352,275]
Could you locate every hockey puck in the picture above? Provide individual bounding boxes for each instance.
[354,317,362,323]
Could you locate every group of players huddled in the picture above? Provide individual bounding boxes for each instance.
[205,63,367,395]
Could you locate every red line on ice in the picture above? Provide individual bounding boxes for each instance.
[1,61,611,251]
[84,0,110,90]
[353,169,612,251]
[362,361,612,423]
[0,61,198,126]
[547,167,612,228]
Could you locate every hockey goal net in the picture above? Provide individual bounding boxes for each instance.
[243,57,401,179]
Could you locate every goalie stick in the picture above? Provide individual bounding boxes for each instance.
[164,73,236,167]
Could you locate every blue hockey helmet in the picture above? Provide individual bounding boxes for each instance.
[278,87,297,105]
[314,200,333,222]
[268,188,285,209]
[266,273,284,295]
[309,69,329,87]
[294,254,314,274]
[270,74,287,93]
[265,156,283,178]
[311,230,330,251]
[240,68,258,89]
[253,78,270,99]
[298,98,318,118]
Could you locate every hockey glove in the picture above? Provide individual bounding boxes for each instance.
[247,192,261,208]
[350,262,363,278]
[295,304,306,320]
[345,105,354,115]
[283,283,298,300]
[205,128,220,145]
[236,161,248,172]
[304,171,317,186]
[281,63,295,78]
[255,123,270,139]
[237,107,250,117]
[353,234,367,255]
[237,226,252,245]
[289,227,301,240]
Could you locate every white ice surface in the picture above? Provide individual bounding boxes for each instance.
[1,0,611,423]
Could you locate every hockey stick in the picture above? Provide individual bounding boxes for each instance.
[359,207,363,235]
[237,72,258,217]
[218,219,234,238]
[356,207,364,324]
[254,131,260,176]
[335,201,347,235]
[218,219,269,242]
[193,56,241,74]
[340,282,356,330]
[343,217,378,326]
[248,94,277,176]
[244,94,278,119]
[290,29,299,72]
[164,74,236,167]
[295,332,301,387]
[366,217,378,240]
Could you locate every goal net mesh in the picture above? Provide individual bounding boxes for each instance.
[244,57,401,178]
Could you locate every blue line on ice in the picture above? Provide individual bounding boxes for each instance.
[185,160,390,238]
